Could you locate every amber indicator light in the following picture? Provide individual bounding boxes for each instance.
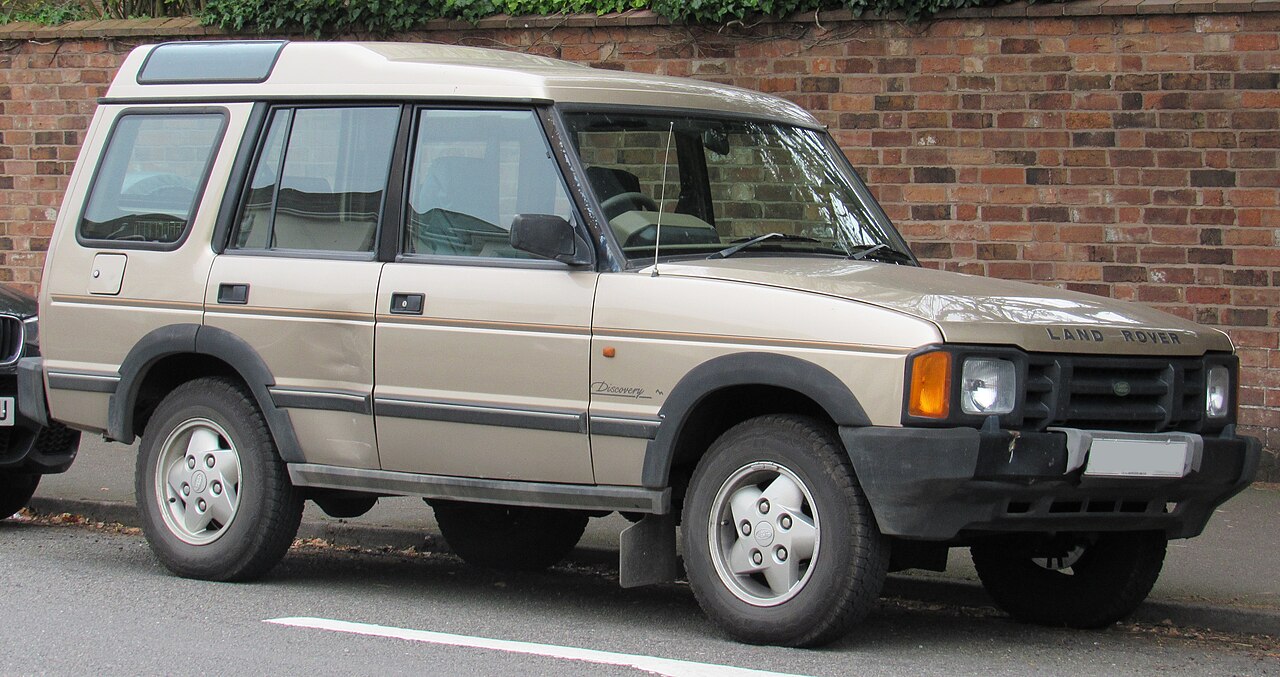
[602,346,616,358]
[908,351,952,419]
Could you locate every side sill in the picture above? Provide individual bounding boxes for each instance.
[288,463,670,514]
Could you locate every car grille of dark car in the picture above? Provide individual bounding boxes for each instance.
[0,315,23,365]
[1019,355,1207,433]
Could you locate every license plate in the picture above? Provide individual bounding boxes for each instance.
[1083,435,1195,478]
[0,397,13,426]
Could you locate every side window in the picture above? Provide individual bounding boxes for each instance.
[79,112,225,246]
[232,106,399,254]
[404,109,576,259]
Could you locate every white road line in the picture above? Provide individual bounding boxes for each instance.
[265,616,812,677]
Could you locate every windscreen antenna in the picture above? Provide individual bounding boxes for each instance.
[652,121,675,277]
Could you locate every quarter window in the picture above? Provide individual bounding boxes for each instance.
[404,109,576,259]
[233,106,399,254]
[79,112,225,245]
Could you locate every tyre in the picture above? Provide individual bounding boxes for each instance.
[681,414,888,647]
[971,531,1167,628]
[136,377,303,581]
[431,500,588,571]
[0,472,40,519]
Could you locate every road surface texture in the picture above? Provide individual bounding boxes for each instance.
[1,515,1275,676]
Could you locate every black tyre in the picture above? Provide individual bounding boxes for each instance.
[971,531,1167,628]
[681,414,888,647]
[0,472,40,519]
[136,377,303,581]
[431,500,588,571]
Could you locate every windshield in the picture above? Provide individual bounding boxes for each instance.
[563,111,914,264]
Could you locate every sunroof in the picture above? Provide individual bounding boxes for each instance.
[137,41,287,85]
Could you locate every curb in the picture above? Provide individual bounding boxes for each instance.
[24,496,1280,638]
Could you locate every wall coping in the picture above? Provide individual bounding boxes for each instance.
[1,0,1278,41]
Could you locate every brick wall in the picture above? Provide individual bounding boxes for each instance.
[1,4,1278,476]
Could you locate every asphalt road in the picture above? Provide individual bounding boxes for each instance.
[1,517,1276,676]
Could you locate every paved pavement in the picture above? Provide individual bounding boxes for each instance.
[24,436,1280,636]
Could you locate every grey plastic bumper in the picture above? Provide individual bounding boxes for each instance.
[840,425,1259,542]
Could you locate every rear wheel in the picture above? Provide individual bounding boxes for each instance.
[971,532,1167,628]
[0,472,40,519]
[681,415,888,647]
[431,500,588,571]
[136,377,303,581]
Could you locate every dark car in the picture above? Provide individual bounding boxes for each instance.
[0,284,79,518]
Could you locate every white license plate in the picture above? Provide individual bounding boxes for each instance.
[1083,435,1194,478]
[0,397,13,426]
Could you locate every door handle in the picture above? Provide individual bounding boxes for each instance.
[390,293,424,315]
[217,283,249,305]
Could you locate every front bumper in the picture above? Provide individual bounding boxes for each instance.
[841,425,1259,541]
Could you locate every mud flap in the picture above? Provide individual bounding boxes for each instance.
[619,513,678,588]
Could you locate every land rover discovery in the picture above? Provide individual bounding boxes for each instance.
[27,40,1258,646]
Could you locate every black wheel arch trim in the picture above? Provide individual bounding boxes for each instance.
[108,323,304,463]
[639,352,870,489]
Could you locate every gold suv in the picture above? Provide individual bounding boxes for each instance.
[28,40,1259,646]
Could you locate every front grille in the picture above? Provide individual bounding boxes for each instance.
[0,315,22,365]
[1020,354,1208,433]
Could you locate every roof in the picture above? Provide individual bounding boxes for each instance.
[104,41,821,128]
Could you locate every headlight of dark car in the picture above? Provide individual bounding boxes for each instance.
[22,315,38,353]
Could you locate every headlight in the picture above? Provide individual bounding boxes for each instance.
[22,315,38,350]
[1205,365,1230,418]
[960,358,1016,415]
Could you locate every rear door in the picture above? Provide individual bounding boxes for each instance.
[206,105,401,470]
[373,107,597,483]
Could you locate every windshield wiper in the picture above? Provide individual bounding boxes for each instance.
[709,232,821,260]
[849,243,914,264]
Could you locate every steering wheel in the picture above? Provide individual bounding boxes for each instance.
[600,191,659,220]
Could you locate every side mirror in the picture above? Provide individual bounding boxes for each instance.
[510,214,593,266]
[702,128,730,156]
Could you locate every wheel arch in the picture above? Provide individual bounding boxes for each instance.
[108,324,304,462]
[640,352,869,494]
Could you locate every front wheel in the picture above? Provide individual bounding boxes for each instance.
[681,415,888,647]
[0,472,40,519]
[136,377,303,581]
[971,532,1167,628]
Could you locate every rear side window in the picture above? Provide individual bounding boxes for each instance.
[79,112,226,246]
[232,106,399,254]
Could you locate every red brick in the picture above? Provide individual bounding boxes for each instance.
[1234,33,1280,52]
[1,17,1278,460]
[1067,112,1112,129]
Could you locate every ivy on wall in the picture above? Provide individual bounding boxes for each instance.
[201,0,1033,35]
[0,0,90,24]
[1,0,1042,32]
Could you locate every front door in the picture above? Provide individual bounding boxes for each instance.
[373,107,596,483]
